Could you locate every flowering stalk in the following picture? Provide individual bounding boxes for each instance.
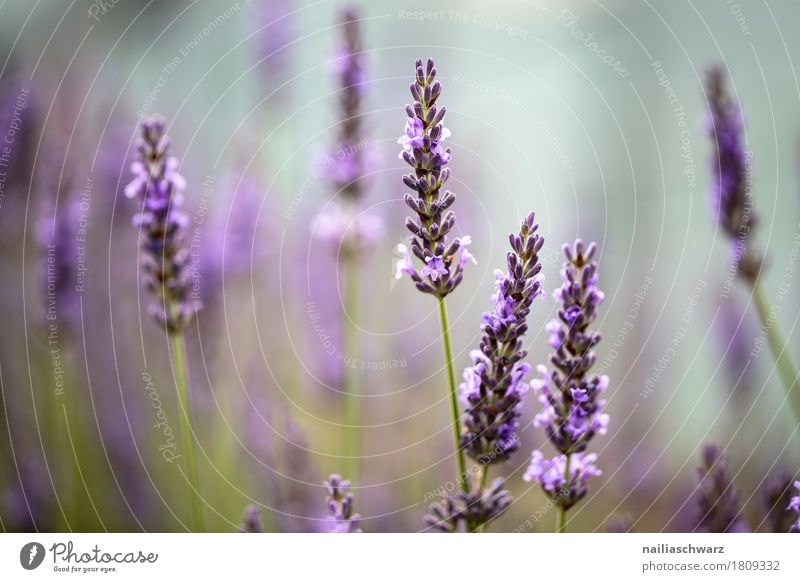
[694,445,748,532]
[313,7,382,480]
[525,240,609,532]
[704,67,800,425]
[323,474,362,533]
[126,117,204,531]
[395,57,474,494]
[762,470,796,532]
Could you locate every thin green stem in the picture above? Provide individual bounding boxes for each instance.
[342,249,361,482]
[437,297,468,494]
[555,453,571,533]
[171,332,205,532]
[473,464,490,533]
[751,280,800,425]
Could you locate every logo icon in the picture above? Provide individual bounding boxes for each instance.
[20,542,46,570]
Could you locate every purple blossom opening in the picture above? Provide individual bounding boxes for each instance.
[323,474,362,533]
[527,239,608,511]
[459,211,544,465]
[125,117,200,334]
[396,57,471,297]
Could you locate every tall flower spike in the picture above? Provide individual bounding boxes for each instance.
[425,477,512,533]
[694,444,748,533]
[460,211,544,464]
[525,240,608,518]
[704,67,762,281]
[125,117,200,334]
[323,474,362,533]
[314,6,382,251]
[396,57,472,297]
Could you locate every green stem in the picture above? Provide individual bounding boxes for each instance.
[751,280,800,424]
[342,250,361,482]
[555,453,571,533]
[437,297,468,494]
[474,464,490,533]
[171,332,205,532]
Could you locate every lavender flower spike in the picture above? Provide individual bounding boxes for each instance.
[460,211,544,465]
[694,445,748,533]
[323,474,362,533]
[525,240,608,527]
[396,57,473,297]
[425,477,512,533]
[126,117,200,334]
[789,481,800,533]
[704,67,761,281]
[762,470,795,533]
[240,505,263,533]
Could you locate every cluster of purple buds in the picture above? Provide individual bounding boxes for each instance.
[704,67,762,281]
[125,117,200,334]
[323,474,362,533]
[425,477,512,532]
[314,6,382,253]
[694,445,748,533]
[525,240,608,508]
[240,505,263,533]
[395,58,474,297]
[459,211,544,464]
[789,481,800,533]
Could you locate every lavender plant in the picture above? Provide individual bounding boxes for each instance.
[425,477,512,533]
[126,116,204,531]
[704,67,800,424]
[525,240,609,532]
[323,474,362,533]
[240,505,263,533]
[313,7,382,481]
[395,57,475,491]
[694,445,748,532]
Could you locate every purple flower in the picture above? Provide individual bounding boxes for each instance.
[694,445,749,533]
[396,58,472,297]
[523,450,601,508]
[705,66,762,281]
[323,474,362,533]
[314,6,382,252]
[125,117,200,334]
[425,477,512,533]
[527,239,608,511]
[459,211,544,465]
[789,481,800,533]
[240,505,263,533]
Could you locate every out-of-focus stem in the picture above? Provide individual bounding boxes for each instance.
[751,279,800,425]
[556,453,571,533]
[437,297,468,495]
[342,248,361,482]
[171,332,204,532]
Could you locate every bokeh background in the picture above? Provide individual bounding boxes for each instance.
[1,0,799,532]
